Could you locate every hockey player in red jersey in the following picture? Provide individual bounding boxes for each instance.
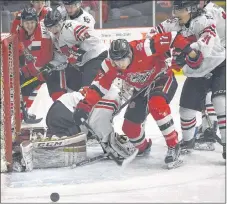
[18,7,67,122]
[72,32,204,167]
[11,1,51,35]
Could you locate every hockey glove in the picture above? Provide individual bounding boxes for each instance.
[172,48,186,68]
[73,101,92,126]
[185,50,204,69]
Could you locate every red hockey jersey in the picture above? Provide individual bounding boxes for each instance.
[18,21,53,73]
[83,32,190,106]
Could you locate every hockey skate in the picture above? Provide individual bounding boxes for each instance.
[194,124,217,151]
[101,132,139,167]
[20,141,33,171]
[180,137,195,155]
[165,143,183,169]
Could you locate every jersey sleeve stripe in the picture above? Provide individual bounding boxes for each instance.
[91,81,109,96]
[157,23,165,33]
[144,39,153,56]
[74,25,87,39]
[101,60,110,73]
[77,26,89,40]
[200,24,217,37]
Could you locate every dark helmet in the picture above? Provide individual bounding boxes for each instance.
[62,0,82,5]
[44,9,62,27]
[109,39,131,61]
[21,7,38,21]
[173,0,201,17]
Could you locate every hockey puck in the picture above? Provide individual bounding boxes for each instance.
[50,193,60,202]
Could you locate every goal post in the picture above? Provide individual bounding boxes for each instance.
[1,33,21,172]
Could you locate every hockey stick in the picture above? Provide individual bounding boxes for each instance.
[21,62,68,88]
[71,153,108,168]
[81,119,138,166]
[202,109,223,146]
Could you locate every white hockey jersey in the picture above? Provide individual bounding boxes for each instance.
[56,20,107,66]
[156,13,225,77]
[204,2,226,47]
[58,91,84,113]
[57,6,95,29]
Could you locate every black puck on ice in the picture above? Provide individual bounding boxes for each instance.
[50,193,60,202]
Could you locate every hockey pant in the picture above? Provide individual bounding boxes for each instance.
[65,51,108,91]
[180,60,226,144]
[122,74,178,151]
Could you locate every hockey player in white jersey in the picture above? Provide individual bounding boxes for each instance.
[44,9,107,91]
[192,0,226,151]
[155,0,226,159]
[60,0,96,28]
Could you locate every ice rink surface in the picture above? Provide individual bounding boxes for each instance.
[1,76,226,203]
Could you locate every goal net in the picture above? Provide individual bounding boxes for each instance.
[1,33,21,172]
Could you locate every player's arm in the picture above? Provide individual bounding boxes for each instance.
[22,36,53,81]
[11,13,21,34]
[190,15,218,58]
[73,59,117,125]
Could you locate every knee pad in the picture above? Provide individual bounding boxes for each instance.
[148,96,170,120]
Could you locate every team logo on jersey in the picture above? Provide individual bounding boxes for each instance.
[127,69,155,84]
[84,16,91,23]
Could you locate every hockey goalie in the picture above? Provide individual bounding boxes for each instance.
[13,81,137,172]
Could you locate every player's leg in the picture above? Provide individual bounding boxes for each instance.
[148,73,179,164]
[81,51,108,87]
[65,64,82,91]
[122,88,151,156]
[46,100,82,137]
[179,77,209,150]
[45,70,67,101]
[89,84,138,159]
[20,73,43,121]
[211,60,226,159]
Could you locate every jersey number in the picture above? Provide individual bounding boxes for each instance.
[202,35,211,45]
[84,16,91,23]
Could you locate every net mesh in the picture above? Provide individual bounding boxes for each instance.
[1,33,20,172]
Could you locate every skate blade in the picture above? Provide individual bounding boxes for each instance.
[180,149,191,155]
[122,148,139,168]
[166,159,183,170]
[194,142,215,151]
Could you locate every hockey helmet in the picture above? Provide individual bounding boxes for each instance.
[21,7,38,21]
[44,9,62,28]
[173,0,200,14]
[109,39,131,61]
[62,0,82,5]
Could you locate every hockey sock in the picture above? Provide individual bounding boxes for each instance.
[148,96,178,147]
[213,96,226,144]
[179,107,197,142]
[122,119,147,151]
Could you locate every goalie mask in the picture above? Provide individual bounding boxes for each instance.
[109,39,132,70]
